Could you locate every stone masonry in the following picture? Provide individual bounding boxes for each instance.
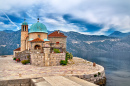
[48,37,66,50]
[30,47,65,67]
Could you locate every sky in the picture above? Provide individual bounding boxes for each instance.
[0,0,130,35]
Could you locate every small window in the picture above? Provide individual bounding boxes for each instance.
[38,35,40,38]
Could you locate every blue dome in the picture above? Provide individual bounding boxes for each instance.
[22,21,28,25]
[29,22,48,33]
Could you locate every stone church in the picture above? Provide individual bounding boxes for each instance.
[13,19,67,66]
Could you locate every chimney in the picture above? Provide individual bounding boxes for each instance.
[58,30,60,34]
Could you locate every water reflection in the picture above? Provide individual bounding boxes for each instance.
[80,51,130,86]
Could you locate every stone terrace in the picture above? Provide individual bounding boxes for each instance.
[0,55,104,81]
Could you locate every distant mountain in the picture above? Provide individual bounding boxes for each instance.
[109,31,130,38]
[3,30,14,33]
[121,35,130,44]
[0,30,21,55]
[0,30,130,57]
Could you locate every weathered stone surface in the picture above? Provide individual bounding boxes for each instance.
[85,75,91,79]
[0,80,8,85]
[0,56,105,86]
[8,79,30,84]
[31,50,65,67]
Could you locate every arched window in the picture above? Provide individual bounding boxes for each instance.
[23,26,24,31]
[25,26,26,31]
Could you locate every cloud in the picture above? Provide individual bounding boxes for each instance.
[0,22,17,31]
[0,16,8,20]
[42,16,87,32]
[1,10,20,30]
[0,0,130,35]
[45,0,130,34]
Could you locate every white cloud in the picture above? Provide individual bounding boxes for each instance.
[1,10,20,30]
[0,16,8,20]
[0,22,17,31]
[0,0,130,34]
[42,16,87,32]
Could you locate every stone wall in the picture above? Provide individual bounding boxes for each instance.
[13,51,21,57]
[48,37,66,50]
[31,53,66,66]
[30,48,66,66]
[31,52,45,66]
[71,65,106,85]
[49,53,65,66]
[15,50,30,61]
[0,78,30,86]
[29,32,47,40]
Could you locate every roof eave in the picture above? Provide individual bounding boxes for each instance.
[28,32,48,34]
[48,36,67,38]
[30,41,44,42]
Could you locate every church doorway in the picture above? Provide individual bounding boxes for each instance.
[34,45,41,50]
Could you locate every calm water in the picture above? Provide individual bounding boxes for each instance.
[80,52,130,86]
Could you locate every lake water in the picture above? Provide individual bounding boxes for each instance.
[80,52,130,86]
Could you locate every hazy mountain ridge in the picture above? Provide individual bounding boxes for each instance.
[0,30,130,56]
[109,31,130,38]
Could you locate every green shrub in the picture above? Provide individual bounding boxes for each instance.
[59,52,73,66]
[13,57,16,60]
[21,60,30,65]
[21,60,26,64]
[26,60,30,63]
[54,48,60,53]
[60,60,67,65]
[66,52,73,60]
[98,72,101,76]
[65,56,68,63]
[94,74,97,77]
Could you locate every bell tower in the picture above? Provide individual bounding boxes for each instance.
[21,19,28,51]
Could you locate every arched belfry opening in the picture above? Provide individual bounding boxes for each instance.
[34,45,41,50]
[21,18,28,32]
[25,26,26,31]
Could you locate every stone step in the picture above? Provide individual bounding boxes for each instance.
[43,76,81,86]
[34,81,52,86]
[31,77,51,86]
[31,76,98,86]
[64,76,98,86]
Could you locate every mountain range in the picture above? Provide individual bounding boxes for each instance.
[0,30,130,57]
[109,31,130,38]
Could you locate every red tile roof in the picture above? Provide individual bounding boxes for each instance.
[14,47,21,51]
[48,31,67,38]
[30,38,44,42]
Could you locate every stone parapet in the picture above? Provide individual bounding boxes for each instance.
[30,48,66,66]
[15,50,30,61]
[49,53,66,66]
[0,78,30,86]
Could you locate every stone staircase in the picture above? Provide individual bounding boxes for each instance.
[31,76,98,86]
